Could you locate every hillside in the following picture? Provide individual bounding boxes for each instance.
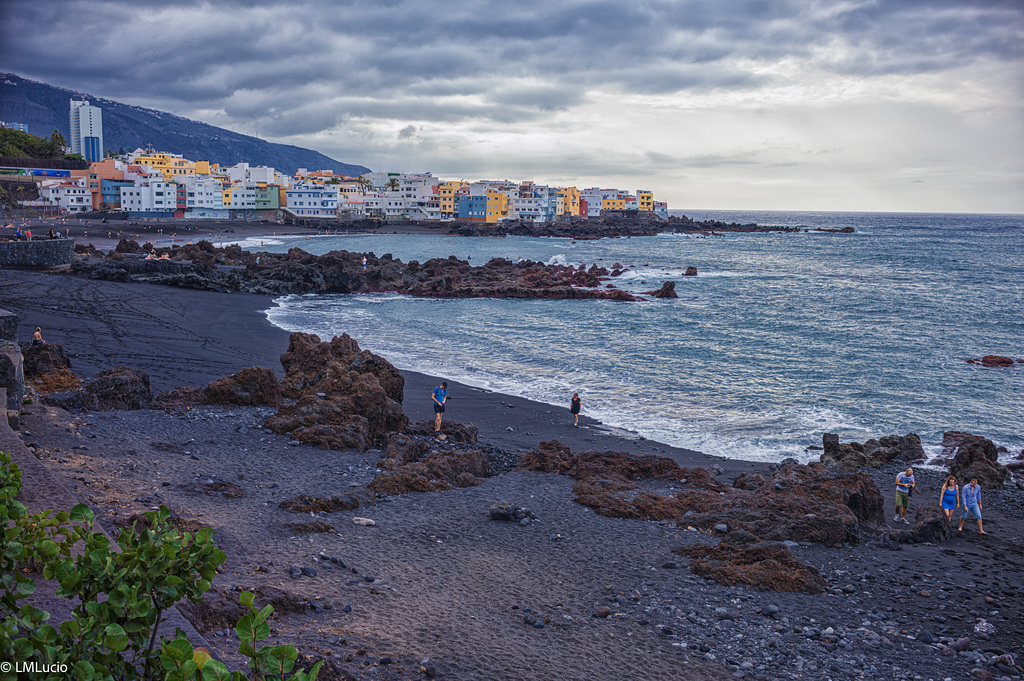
[0,73,370,177]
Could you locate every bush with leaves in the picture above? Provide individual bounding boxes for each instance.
[0,451,321,680]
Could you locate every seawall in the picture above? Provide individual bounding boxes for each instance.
[0,238,74,269]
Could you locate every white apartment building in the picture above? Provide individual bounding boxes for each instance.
[285,183,339,217]
[119,180,176,212]
[181,177,224,210]
[511,196,545,222]
[69,100,103,162]
[226,182,257,210]
[38,177,90,213]
[225,163,276,184]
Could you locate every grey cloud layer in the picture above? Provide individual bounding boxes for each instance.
[3,0,1021,117]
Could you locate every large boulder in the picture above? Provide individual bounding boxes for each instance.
[45,366,152,411]
[945,431,1009,489]
[202,366,281,407]
[278,332,404,402]
[820,432,924,470]
[21,342,72,378]
[266,333,408,451]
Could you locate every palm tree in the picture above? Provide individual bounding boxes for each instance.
[386,177,400,192]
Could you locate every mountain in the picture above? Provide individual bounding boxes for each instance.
[0,73,370,177]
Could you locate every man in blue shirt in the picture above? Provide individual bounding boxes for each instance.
[432,381,448,439]
[894,468,915,524]
[958,478,986,534]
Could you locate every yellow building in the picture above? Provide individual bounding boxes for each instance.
[132,152,198,182]
[485,188,510,223]
[438,181,467,218]
[638,190,654,212]
[558,187,581,216]
[222,185,232,206]
[602,198,626,211]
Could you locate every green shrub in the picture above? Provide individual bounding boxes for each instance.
[0,452,320,681]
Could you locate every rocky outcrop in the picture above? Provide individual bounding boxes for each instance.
[644,282,678,298]
[966,355,1020,367]
[265,332,407,452]
[368,432,491,496]
[820,433,925,470]
[684,266,698,276]
[518,442,884,543]
[890,505,953,545]
[20,342,72,378]
[77,242,641,301]
[405,420,479,445]
[368,447,490,496]
[44,365,152,411]
[202,366,281,407]
[944,431,1009,489]
[678,532,827,594]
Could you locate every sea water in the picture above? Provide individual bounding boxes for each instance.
[243,211,1023,464]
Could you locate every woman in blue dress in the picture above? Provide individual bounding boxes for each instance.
[938,476,959,523]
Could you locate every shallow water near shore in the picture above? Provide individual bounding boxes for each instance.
[257,210,1024,463]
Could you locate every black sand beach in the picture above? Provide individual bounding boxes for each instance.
[1,266,1022,681]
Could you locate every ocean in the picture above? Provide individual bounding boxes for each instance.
[232,210,1024,464]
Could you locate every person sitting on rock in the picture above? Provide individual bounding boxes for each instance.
[32,327,43,345]
[432,381,448,439]
[894,468,915,524]
[939,476,959,523]
[958,478,986,534]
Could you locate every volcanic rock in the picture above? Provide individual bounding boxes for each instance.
[266,332,407,451]
[21,342,72,378]
[368,448,490,496]
[45,365,153,411]
[966,355,1017,367]
[820,432,925,470]
[944,431,1009,488]
[202,366,281,407]
[678,532,827,594]
[406,420,479,444]
[644,282,679,298]
[684,266,698,276]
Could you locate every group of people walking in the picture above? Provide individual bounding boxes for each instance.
[894,467,986,534]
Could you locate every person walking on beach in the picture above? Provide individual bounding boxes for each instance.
[894,467,915,523]
[939,476,959,523]
[570,392,581,426]
[32,327,43,345]
[432,381,448,438]
[959,478,986,534]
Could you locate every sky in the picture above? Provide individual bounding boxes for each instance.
[1,0,1022,213]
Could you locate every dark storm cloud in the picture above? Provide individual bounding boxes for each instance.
[1,0,1021,132]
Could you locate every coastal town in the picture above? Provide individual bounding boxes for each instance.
[2,99,668,224]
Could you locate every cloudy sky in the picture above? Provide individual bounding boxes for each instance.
[2,0,1022,212]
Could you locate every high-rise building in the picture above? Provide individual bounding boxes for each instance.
[69,100,104,162]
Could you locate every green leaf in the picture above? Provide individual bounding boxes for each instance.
[235,613,270,643]
[39,539,59,557]
[200,659,232,681]
[69,504,95,523]
[238,591,255,609]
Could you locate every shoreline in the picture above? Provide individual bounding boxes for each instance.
[0,266,757,477]
[1,268,1022,681]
